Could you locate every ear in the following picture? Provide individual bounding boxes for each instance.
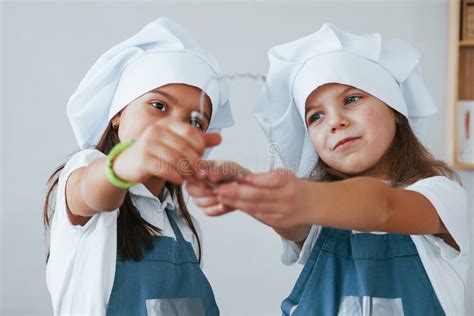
[111,113,121,129]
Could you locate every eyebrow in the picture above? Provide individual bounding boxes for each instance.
[150,89,211,122]
[150,89,178,104]
[305,86,358,113]
[338,86,358,97]
[193,111,211,122]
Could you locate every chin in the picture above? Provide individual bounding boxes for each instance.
[337,162,372,175]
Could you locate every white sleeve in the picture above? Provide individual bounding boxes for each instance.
[280,225,322,266]
[53,148,107,231]
[405,176,470,258]
[46,148,118,315]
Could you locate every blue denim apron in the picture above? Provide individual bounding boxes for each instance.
[106,207,219,316]
[282,227,444,315]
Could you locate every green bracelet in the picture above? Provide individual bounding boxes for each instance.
[106,140,136,189]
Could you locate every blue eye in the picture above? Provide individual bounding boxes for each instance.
[345,95,361,105]
[151,101,167,112]
[188,118,204,130]
[308,112,324,125]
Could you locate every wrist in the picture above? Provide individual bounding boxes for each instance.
[112,147,135,182]
[297,179,317,225]
[274,224,311,242]
[105,140,136,189]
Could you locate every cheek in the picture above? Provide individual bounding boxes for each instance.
[308,127,325,153]
[308,127,340,168]
[360,107,396,154]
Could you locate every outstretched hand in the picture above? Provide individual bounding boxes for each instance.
[186,164,311,229]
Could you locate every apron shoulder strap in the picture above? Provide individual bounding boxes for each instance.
[165,206,186,241]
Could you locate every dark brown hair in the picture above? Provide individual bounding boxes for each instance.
[308,111,461,188]
[43,121,201,262]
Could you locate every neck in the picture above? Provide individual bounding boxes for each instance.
[143,177,167,201]
[355,162,390,182]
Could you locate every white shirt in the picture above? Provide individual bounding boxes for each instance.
[281,176,470,316]
[46,149,202,316]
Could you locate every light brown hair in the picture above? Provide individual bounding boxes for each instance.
[308,111,461,188]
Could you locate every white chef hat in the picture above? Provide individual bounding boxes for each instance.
[255,23,437,177]
[67,17,234,150]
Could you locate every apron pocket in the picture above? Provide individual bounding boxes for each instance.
[145,297,205,316]
[338,296,404,316]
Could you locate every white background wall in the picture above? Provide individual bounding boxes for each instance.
[1,1,472,315]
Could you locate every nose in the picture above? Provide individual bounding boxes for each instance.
[328,110,350,133]
[168,109,188,123]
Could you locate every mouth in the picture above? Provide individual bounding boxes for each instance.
[333,137,361,151]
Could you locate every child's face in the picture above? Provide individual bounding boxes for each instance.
[305,83,396,177]
[115,83,212,141]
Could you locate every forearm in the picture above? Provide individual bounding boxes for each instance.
[273,224,312,246]
[303,177,390,232]
[79,157,128,213]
